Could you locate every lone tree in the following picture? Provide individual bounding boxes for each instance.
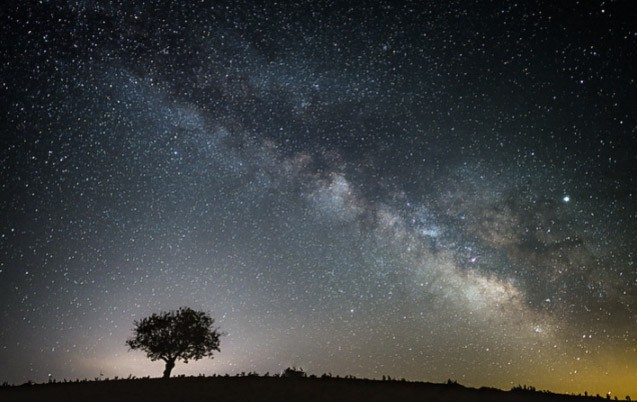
[126,307,222,378]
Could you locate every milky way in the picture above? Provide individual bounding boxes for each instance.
[1,1,636,396]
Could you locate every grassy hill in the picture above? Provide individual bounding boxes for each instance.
[0,376,619,402]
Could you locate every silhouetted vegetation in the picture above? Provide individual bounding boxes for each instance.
[282,367,306,378]
[126,307,222,378]
[512,384,538,392]
[447,378,464,387]
[0,373,632,402]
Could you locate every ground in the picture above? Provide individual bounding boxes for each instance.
[0,376,615,402]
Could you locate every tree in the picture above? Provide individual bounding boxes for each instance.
[126,307,222,378]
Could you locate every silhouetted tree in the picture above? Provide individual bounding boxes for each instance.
[126,307,222,378]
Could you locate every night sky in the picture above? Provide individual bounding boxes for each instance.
[1,0,636,397]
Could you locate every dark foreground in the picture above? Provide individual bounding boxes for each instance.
[0,376,614,402]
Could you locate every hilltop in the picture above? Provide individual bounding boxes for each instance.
[0,375,623,402]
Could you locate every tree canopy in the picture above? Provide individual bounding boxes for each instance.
[126,307,222,378]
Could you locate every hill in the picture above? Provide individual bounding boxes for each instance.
[0,376,617,402]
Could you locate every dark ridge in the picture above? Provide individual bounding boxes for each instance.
[0,375,628,402]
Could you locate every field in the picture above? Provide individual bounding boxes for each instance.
[0,376,616,402]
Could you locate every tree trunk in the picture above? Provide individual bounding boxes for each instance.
[163,359,176,379]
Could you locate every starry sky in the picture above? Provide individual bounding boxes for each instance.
[1,0,636,397]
